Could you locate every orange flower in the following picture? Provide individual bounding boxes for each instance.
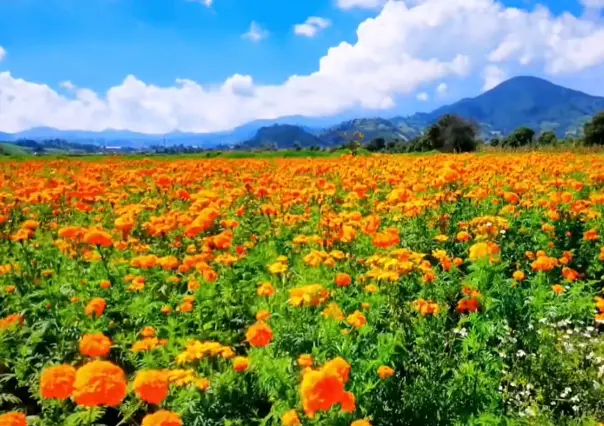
[335,273,352,287]
[141,411,183,426]
[85,297,106,318]
[351,421,372,426]
[0,412,27,426]
[457,297,480,314]
[281,410,301,425]
[0,314,24,329]
[83,229,113,247]
[73,360,127,407]
[99,280,111,289]
[300,357,353,418]
[552,284,565,295]
[322,303,345,321]
[346,311,367,329]
[377,365,394,380]
[531,256,558,272]
[40,364,76,400]
[469,242,500,262]
[562,267,579,282]
[257,282,276,297]
[134,370,170,405]
[255,309,271,321]
[233,356,250,372]
[79,333,112,357]
[456,231,471,242]
[413,299,439,316]
[246,322,273,348]
[512,271,525,281]
[141,326,156,338]
[298,354,313,368]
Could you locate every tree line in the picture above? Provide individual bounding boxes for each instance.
[361,111,604,153]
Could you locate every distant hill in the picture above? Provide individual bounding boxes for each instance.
[412,76,604,137]
[2,76,604,147]
[319,118,421,146]
[237,124,325,150]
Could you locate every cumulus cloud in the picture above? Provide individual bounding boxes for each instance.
[2,0,604,133]
[580,0,604,8]
[242,21,268,42]
[60,81,76,91]
[482,65,506,91]
[294,17,331,37]
[436,82,448,94]
[416,92,429,101]
[0,46,5,62]
[337,0,389,10]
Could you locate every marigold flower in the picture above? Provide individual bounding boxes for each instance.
[364,284,378,294]
[195,377,211,391]
[85,297,106,318]
[512,271,525,281]
[377,365,395,380]
[255,309,271,321]
[552,284,565,295]
[351,421,372,426]
[346,311,367,329]
[141,411,183,426]
[298,354,313,368]
[0,314,24,329]
[80,333,112,357]
[456,231,471,242]
[257,282,276,297]
[40,364,76,400]
[133,370,170,405]
[0,412,27,426]
[457,297,480,314]
[233,356,250,372]
[141,326,156,338]
[73,360,127,407]
[300,357,353,418]
[281,410,301,425]
[83,229,113,247]
[335,273,352,287]
[246,322,273,348]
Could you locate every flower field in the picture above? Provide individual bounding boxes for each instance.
[4,153,604,425]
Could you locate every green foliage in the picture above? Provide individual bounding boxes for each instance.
[584,112,604,146]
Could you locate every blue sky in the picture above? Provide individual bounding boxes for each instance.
[0,0,603,133]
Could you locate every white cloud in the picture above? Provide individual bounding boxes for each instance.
[242,21,268,42]
[294,17,331,37]
[187,0,213,7]
[337,0,389,10]
[0,47,5,62]
[416,92,429,101]
[60,81,76,91]
[482,65,506,91]
[580,0,604,8]
[3,0,604,133]
[436,82,448,94]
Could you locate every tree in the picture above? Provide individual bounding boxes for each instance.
[490,138,500,147]
[504,127,535,148]
[537,131,557,146]
[584,112,604,146]
[418,114,478,153]
[366,137,386,152]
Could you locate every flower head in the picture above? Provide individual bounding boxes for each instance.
[72,360,127,407]
[40,364,76,400]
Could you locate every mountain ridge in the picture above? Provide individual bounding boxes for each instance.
[2,76,603,148]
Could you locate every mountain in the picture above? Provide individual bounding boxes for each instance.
[237,124,325,150]
[412,76,604,137]
[319,118,421,146]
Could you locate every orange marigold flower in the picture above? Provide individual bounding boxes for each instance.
[584,228,599,241]
[255,309,271,322]
[85,297,106,318]
[457,297,480,314]
[83,229,113,247]
[73,360,127,407]
[513,271,526,281]
[134,370,170,405]
[195,377,211,391]
[99,280,111,289]
[0,412,27,426]
[300,357,353,418]
[141,326,156,338]
[531,256,558,272]
[141,410,183,426]
[456,231,471,242]
[80,333,112,357]
[351,420,372,426]
[281,410,301,425]
[40,364,76,400]
[377,365,395,380]
[346,311,367,329]
[233,356,250,372]
[335,273,352,287]
[552,284,565,295]
[469,242,500,262]
[413,299,440,316]
[0,314,24,329]
[246,322,273,348]
[562,267,579,282]
[257,282,276,297]
[298,354,313,368]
